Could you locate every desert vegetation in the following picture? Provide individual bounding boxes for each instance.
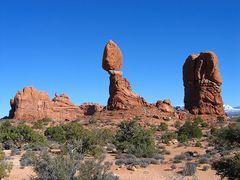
[0,116,240,180]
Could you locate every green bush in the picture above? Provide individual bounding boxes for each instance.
[45,122,114,158]
[34,151,79,180]
[177,120,202,142]
[211,124,240,149]
[34,150,117,180]
[20,150,37,167]
[217,116,225,124]
[161,132,178,144]
[174,120,181,129]
[45,126,66,144]
[158,122,168,131]
[195,141,203,148]
[212,153,240,180]
[0,145,12,179]
[182,162,197,176]
[177,134,188,143]
[79,159,119,180]
[0,121,45,145]
[115,120,156,158]
[32,118,52,129]
[91,128,114,146]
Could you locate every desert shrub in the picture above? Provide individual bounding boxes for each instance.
[210,127,218,134]
[79,159,119,180]
[161,132,178,144]
[32,118,52,129]
[115,154,160,167]
[34,150,116,180]
[114,119,156,158]
[158,122,168,131]
[177,134,188,143]
[217,116,225,124]
[174,120,181,129]
[211,124,240,149]
[44,122,87,144]
[0,145,12,179]
[45,126,66,144]
[201,121,209,128]
[177,120,202,142]
[88,116,97,124]
[34,151,79,180]
[63,122,87,141]
[182,162,197,176]
[10,147,21,156]
[92,128,115,146]
[32,121,44,129]
[212,153,240,180]
[153,154,165,160]
[198,157,209,164]
[46,123,112,158]
[0,121,45,146]
[195,141,203,148]
[173,154,187,163]
[163,150,171,155]
[20,150,37,167]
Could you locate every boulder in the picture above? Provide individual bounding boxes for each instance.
[183,51,225,116]
[156,100,174,113]
[102,40,123,71]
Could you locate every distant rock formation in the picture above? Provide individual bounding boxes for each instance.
[79,103,104,115]
[156,99,174,113]
[183,51,225,116]
[9,87,84,121]
[102,40,147,110]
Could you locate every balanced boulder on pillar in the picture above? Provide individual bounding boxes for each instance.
[102,40,147,110]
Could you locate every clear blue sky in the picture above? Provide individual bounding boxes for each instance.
[0,0,239,117]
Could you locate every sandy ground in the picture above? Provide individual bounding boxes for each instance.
[109,145,221,180]
[4,150,36,180]
[4,145,221,180]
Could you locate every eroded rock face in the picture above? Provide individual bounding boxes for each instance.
[107,71,147,110]
[9,87,83,121]
[156,99,174,113]
[102,40,147,110]
[183,51,225,115]
[79,103,104,115]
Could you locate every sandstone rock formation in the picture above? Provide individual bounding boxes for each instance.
[102,40,147,110]
[9,87,84,121]
[156,99,174,113]
[102,40,123,71]
[183,51,225,115]
[79,103,104,115]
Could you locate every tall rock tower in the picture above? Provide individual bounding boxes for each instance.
[183,51,225,116]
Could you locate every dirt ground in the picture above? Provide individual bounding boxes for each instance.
[4,144,221,180]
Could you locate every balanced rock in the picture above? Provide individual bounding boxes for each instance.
[156,99,174,113]
[102,40,123,71]
[183,51,225,115]
[9,87,83,121]
[102,40,147,110]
